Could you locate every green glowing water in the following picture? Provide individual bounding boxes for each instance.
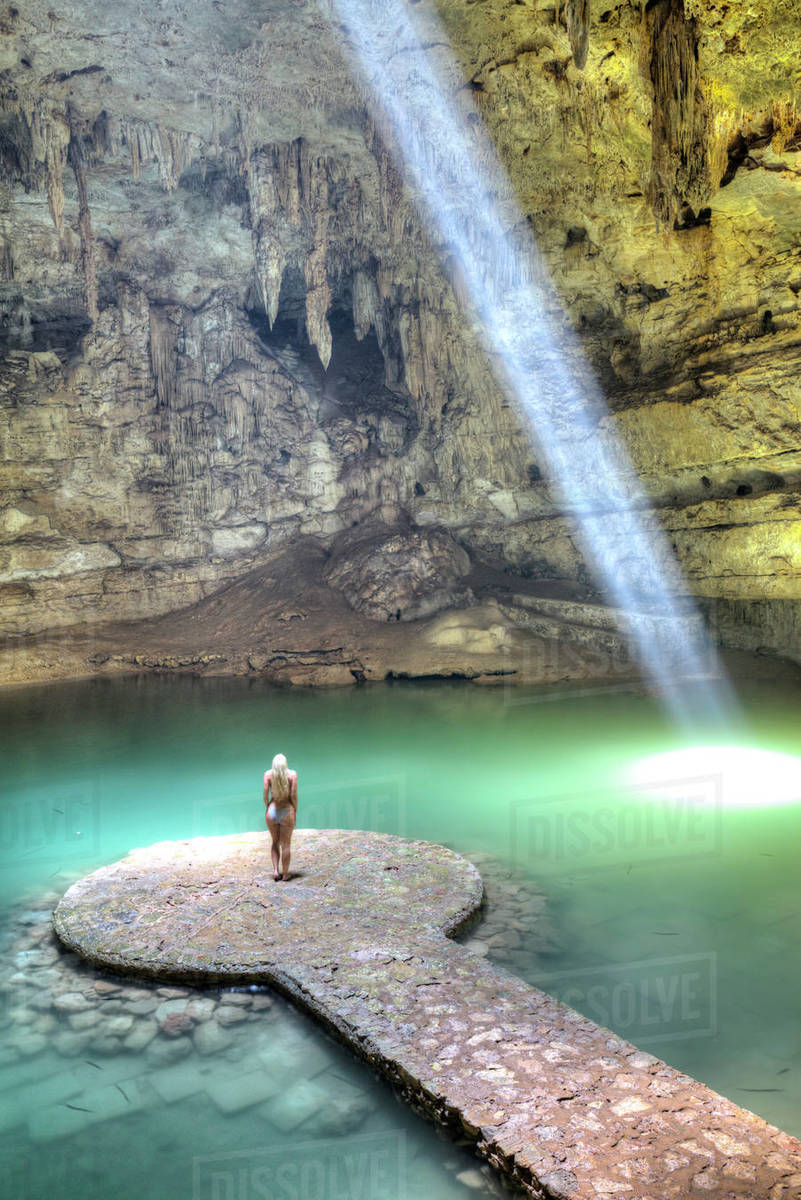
[1,667,800,1197]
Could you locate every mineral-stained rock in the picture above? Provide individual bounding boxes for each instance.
[154,998,191,1023]
[158,1011,194,1038]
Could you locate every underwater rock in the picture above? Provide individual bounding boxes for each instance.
[207,1068,282,1114]
[455,1168,487,1191]
[158,1011,194,1038]
[67,1009,100,1031]
[260,1078,327,1133]
[250,994,273,1012]
[52,991,92,1013]
[52,1030,92,1056]
[93,980,120,995]
[310,1082,370,1137]
[155,998,192,1022]
[28,1103,90,1143]
[8,1006,36,1025]
[124,996,159,1016]
[214,1005,248,1027]
[87,1035,123,1056]
[123,1020,158,1052]
[102,1014,134,1037]
[144,1035,193,1065]
[16,1032,47,1056]
[184,996,217,1021]
[192,1020,234,1056]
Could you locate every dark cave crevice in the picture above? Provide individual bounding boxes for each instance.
[246,273,415,425]
[0,293,92,359]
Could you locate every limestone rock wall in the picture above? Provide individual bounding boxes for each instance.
[1,0,801,666]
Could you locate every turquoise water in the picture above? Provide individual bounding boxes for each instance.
[1,667,800,1196]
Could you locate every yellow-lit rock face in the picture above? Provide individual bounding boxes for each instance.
[1,1,800,672]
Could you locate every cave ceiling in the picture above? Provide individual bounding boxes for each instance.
[3,0,800,341]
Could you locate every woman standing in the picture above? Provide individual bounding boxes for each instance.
[264,753,298,882]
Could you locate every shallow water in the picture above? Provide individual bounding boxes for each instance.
[1,666,800,1197]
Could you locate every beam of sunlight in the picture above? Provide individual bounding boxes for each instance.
[324,0,739,732]
[627,746,801,807]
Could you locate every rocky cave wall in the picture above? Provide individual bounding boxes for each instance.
[1,0,801,669]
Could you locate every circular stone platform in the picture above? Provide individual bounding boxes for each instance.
[53,831,801,1200]
[53,830,484,982]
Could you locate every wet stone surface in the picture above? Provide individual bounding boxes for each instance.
[53,831,801,1200]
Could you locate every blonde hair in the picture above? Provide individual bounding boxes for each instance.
[271,753,290,802]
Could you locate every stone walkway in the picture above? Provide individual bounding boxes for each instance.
[53,831,801,1200]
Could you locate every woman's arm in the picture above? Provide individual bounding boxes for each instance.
[263,771,271,807]
[290,771,298,811]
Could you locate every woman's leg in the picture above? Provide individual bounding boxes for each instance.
[265,812,281,880]
[279,810,296,880]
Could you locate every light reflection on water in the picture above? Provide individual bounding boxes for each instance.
[1,667,800,1197]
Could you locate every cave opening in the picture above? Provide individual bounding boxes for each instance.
[0,295,92,359]
[246,268,410,422]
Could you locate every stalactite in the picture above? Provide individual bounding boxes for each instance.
[563,0,590,70]
[117,120,202,191]
[770,101,801,154]
[255,236,286,328]
[352,269,380,342]
[247,149,287,328]
[148,304,179,410]
[155,126,186,192]
[0,238,14,281]
[645,0,710,226]
[14,100,70,235]
[67,123,98,323]
[305,256,333,370]
[44,115,70,236]
[304,151,333,370]
[129,129,140,181]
